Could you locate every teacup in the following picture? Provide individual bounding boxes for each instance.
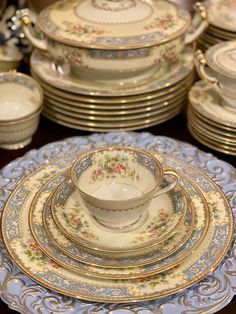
[0,72,43,149]
[70,146,179,230]
[195,42,236,111]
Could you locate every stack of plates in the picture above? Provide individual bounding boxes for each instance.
[1,143,233,303]
[188,80,236,156]
[30,47,195,132]
[197,0,236,51]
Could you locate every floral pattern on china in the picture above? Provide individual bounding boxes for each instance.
[90,153,141,183]
[36,0,191,48]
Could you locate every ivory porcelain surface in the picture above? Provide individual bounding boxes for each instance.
[70,147,178,229]
[43,169,208,267]
[0,72,43,149]
[0,44,23,72]
[51,178,187,253]
[204,0,236,32]
[30,46,194,96]
[23,0,206,83]
[1,146,233,303]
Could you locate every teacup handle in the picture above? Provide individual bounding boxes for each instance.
[195,49,222,91]
[154,169,179,199]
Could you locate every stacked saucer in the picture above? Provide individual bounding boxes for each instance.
[188,81,236,156]
[30,47,194,132]
[197,0,236,51]
[1,144,233,303]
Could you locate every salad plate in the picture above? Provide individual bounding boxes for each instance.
[0,132,235,313]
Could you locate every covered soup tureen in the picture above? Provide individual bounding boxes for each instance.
[23,0,208,83]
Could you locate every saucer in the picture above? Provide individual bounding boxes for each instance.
[188,81,236,128]
[51,178,188,253]
[30,46,194,97]
[2,151,232,302]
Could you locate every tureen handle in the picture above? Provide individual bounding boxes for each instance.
[22,11,48,52]
[184,2,208,45]
[195,49,221,90]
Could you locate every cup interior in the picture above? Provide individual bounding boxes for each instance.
[72,148,163,201]
[0,73,43,121]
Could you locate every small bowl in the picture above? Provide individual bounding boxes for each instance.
[0,72,43,149]
[70,146,178,231]
[0,45,23,72]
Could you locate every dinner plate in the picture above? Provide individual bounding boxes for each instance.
[32,69,194,106]
[43,85,187,112]
[44,94,185,122]
[1,151,233,302]
[30,47,194,97]
[51,178,187,253]
[43,104,183,132]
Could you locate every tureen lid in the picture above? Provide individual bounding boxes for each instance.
[205,0,236,32]
[37,0,191,49]
[206,41,236,78]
